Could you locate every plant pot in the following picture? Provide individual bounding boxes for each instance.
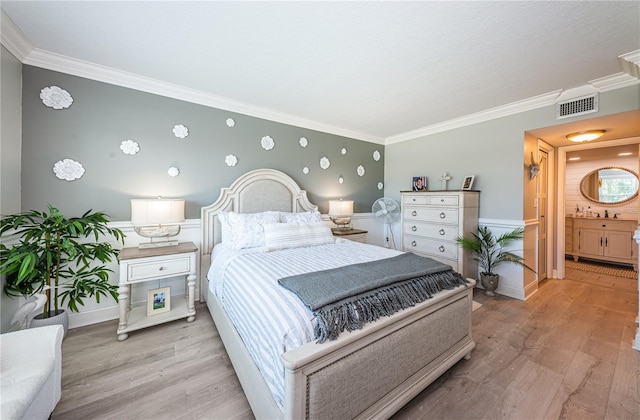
[30,309,68,337]
[480,273,499,297]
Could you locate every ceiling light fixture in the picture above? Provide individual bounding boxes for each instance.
[618,152,633,156]
[568,157,581,161]
[566,130,606,143]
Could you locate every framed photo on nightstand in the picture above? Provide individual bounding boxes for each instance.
[147,287,170,316]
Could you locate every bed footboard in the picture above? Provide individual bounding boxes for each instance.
[282,283,475,419]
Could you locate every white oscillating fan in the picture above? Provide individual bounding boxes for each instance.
[372,197,400,248]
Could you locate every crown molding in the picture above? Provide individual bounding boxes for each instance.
[0,9,32,61]
[618,49,640,78]
[385,90,563,145]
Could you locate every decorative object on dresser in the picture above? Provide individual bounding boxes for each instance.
[328,199,354,230]
[372,197,401,248]
[456,226,535,296]
[130,198,185,248]
[567,217,638,270]
[412,176,427,191]
[461,175,475,190]
[401,190,479,279]
[331,228,368,243]
[439,172,452,190]
[0,206,125,335]
[117,242,197,341]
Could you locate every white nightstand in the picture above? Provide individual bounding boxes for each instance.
[116,242,197,341]
[332,228,368,243]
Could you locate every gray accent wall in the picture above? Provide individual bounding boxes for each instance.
[1,45,22,333]
[21,66,385,220]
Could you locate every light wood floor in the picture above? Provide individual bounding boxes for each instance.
[52,267,639,420]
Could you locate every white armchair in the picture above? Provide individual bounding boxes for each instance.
[0,325,63,420]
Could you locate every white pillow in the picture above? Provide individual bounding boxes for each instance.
[263,222,335,251]
[280,210,323,224]
[226,211,281,249]
[218,211,234,244]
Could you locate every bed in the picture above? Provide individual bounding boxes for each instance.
[200,168,476,419]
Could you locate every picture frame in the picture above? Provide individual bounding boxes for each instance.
[461,175,475,190]
[412,176,427,191]
[147,287,170,316]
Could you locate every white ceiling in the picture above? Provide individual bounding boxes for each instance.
[2,1,639,144]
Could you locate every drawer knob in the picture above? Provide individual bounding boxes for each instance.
[158,266,165,271]
[411,210,417,217]
[411,240,417,247]
[439,229,445,235]
[412,198,416,202]
[438,245,445,252]
[440,199,444,203]
[439,212,446,219]
[412,225,417,232]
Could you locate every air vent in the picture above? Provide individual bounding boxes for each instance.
[556,93,598,119]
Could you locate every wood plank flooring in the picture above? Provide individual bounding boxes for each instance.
[52,267,639,420]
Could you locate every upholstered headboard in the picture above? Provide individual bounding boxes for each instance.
[200,168,317,298]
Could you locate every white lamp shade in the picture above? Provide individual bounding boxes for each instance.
[328,200,354,217]
[131,199,185,226]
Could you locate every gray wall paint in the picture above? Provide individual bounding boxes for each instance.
[385,86,640,220]
[1,45,22,333]
[21,66,385,220]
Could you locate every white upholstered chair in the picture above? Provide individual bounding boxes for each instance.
[0,325,63,420]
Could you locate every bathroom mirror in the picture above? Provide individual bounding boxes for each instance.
[580,166,639,205]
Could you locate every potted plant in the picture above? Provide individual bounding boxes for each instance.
[0,205,125,332]
[456,226,535,296]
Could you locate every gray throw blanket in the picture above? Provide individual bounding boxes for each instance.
[278,252,468,342]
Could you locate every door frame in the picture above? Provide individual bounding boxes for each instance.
[538,140,554,281]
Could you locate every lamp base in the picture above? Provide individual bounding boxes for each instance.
[138,239,179,249]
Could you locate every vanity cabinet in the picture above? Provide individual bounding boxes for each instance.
[569,218,638,269]
[401,191,479,279]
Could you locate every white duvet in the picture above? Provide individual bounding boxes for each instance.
[207,239,403,410]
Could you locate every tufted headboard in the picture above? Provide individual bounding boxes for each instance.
[199,168,317,299]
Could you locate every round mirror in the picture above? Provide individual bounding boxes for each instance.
[580,166,639,205]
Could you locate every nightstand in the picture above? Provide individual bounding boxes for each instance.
[116,242,197,341]
[332,228,368,243]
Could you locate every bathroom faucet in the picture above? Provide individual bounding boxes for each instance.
[604,209,609,218]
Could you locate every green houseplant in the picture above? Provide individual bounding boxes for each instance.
[0,205,125,328]
[456,226,535,296]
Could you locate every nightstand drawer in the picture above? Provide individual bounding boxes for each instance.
[127,256,191,282]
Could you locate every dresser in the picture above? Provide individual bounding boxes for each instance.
[401,191,480,279]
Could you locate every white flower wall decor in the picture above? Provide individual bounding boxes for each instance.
[168,167,180,177]
[225,154,238,167]
[226,118,235,127]
[40,86,73,109]
[299,137,308,148]
[373,150,381,161]
[378,182,384,190]
[319,157,330,170]
[338,176,344,184]
[341,148,347,155]
[120,140,140,155]
[302,167,309,174]
[357,165,365,177]
[261,135,275,150]
[173,124,189,139]
[53,159,85,181]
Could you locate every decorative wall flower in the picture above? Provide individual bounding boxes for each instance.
[173,124,189,138]
[319,157,330,170]
[341,148,347,155]
[299,137,308,148]
[378,182,384,190]
[373,150,381,161]
[40,86,73,109]
[120,139,140,155]
[338,176,344,184]
[226,118,235,127]
[225,154,238,167]
[261,135,275,150]
[53,159,84,181]
[302,167,309,174]
[357,165,365,177]
[168,167,180,177]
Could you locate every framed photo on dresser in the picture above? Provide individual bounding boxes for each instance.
[412,176,427,191]
[461,175,475,190]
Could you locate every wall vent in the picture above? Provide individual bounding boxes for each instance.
[556,93,598,119]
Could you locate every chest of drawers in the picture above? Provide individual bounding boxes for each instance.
[401,191,479,279]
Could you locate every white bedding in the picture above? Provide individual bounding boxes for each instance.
[207,239,403,410]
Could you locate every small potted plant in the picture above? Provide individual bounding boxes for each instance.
[456,226,535,296]
[0,205,125,332]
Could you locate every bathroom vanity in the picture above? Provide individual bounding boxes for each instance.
[567,217,638,269]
